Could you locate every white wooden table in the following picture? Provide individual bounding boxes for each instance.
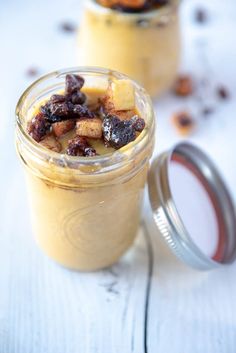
[1,0,236,352]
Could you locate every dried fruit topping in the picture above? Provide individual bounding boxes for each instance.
[52,120,76,137]
[72,105,95,119]
[171,111,195,136]
[70,91,86,105]
[28,74,143,156]
[44,101,73,118]
[76,118,103,139]
[65,74,84,95]
[174,75,193,97]
[50,94,67,104]
[66,136,97,157]
[41,101,94,123]
[27,112,51,142]
[102,115,137,149]
[97,0,168,12]
[39,134,62,153]
[130,115,145,132]
[217,86,230,100]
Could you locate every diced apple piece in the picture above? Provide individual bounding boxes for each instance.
[39,134,62,152]
[76,118,102,139]
[52,120,75,137]
[110,79,135,111]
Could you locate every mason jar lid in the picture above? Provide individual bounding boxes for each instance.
[148,142,236,270]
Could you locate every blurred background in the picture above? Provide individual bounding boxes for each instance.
[1,0,236,352]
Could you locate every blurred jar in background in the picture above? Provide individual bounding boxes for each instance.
[77,0,181,97]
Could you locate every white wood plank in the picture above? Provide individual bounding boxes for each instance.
[1,0,236,352]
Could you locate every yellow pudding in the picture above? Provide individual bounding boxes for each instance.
[77,0,180,96]
[15,68,155,271]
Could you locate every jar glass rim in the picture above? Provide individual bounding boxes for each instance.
[15,66,155,171]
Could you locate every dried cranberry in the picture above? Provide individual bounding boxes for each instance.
[66,136,97,157]
[49,102,73,117]
[40,100,94,123]
[27,112,50,142]
[50,94,66,103]
[130,115,145,132]
[70,91,86,105]
[102,115,136,149]
[72,104,95,119]
[65,74,84,94]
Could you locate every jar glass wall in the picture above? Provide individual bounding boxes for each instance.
[77,0,181,96]
[15,67,155,271]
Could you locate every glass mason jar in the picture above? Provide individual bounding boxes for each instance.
[77,0,180,97]
[15,67,155,271]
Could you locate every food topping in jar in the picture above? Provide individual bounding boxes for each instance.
[66,136,97,157]
[96,0,169,12]
[27,74,146,156]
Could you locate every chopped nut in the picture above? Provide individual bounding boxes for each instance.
[39,134,62,152]
[52,120,75,137]
[171,111,195,136]
[174,75,193,97]
[76,118,102,139]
